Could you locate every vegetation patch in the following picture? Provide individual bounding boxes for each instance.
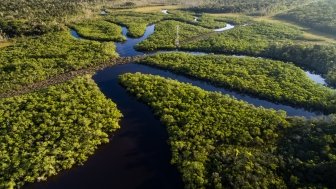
[0,75,122,188]
[278,116,336,188]
[0,0,94,37]
[70,20,126,42]
[166,10,229,29]
[120,73,336,188]
[140,52,336,113]
[137,20,211,51]
[181,21,305,53]
[0,31,118,93]
[120,73,287,188]
[147,20,336,87]
[186,0,316,16]
[105,12,163,37]
[277,0,336,36]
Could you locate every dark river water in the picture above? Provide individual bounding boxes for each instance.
[26,23,326,189]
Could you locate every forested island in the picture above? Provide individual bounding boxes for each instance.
[1,0,336,188]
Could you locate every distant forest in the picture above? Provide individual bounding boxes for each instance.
[278,0,336,36]
[185,0,317,15]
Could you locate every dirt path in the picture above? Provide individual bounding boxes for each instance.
[0,56,143,99]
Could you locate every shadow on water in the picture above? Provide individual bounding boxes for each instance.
[24,66,184,189]
[25,24,184,189]
[116,25,155,57]
[96,64,321,118]
[25,22,327,189]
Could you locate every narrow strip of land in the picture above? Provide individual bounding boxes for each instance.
[0,56,143,98]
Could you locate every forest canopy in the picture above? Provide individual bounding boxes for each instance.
[70,20,126,42]
[0,30,117,93]
[186,0,316,16]
[119,73,336,188]
[139,52,336,113]
[0,75,122,188]
[277,0,336,36]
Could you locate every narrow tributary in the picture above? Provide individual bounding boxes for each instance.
[26,21,327,189]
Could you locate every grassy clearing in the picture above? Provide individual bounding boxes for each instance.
[0,41,12,48]
[255,16,336,44]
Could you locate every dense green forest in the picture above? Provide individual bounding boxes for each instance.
[137,20,210,50]
[70,20,126,41]
[186,0,316,15]
[0,31,117,93]
[165,10,230,29]
[0,75,122,188]
[138,18,305,51]
[265,43,336,87]
[279,116,336,188]
[1,1,336,188]
[0,0,85,37]
[137,17,336,87]
[277,0,336,36]
[119,73,336,188]
[105,12,164,37]
[120,73,289,188]
[140,53,336,113]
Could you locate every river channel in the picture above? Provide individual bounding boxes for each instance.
[25,21,326,189]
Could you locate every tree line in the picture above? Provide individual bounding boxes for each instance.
[139,52,336,113]
[119,72,336,188]
[0,75,122,188]
[277,0,336,36]
[0,31,118,93]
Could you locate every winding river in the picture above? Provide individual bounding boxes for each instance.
[26,23,327,188]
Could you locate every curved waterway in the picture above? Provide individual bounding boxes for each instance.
[27,23,326,189]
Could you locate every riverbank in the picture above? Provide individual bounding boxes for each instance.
[0,56,142,99]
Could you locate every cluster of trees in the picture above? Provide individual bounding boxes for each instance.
[70,19,126,41]
[105,12,163,37]
[140,52,336,113]
[119,73,336,188]
[137,20,210,51]
[279,116,336,188]
[138,20,304,52]
[166,10,229,29]
[109,10,336,88]
[0,75,122,188]
[265,43,336,87]
[149,20,336,87]
[186,0,315,16]
[0,31,118,93]
[277,0,336,36]
[0,0,87,37]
